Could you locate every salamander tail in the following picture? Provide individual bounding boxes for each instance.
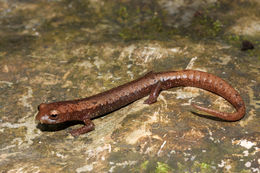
[191,103,245,121]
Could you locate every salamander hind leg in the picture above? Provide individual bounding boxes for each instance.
[70,119,95,136]
[144,82,162,104]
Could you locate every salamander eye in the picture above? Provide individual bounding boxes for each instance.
[49,110,59,119]
[50,114,58,118]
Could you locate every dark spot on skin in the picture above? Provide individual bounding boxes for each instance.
[241,40,254,51]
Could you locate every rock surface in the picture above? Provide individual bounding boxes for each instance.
[0,0,259,172]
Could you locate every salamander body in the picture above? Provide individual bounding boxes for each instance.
[36,70,246,136]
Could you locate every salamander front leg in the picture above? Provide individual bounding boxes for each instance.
[144,81,162,104]
[70,119,95,136]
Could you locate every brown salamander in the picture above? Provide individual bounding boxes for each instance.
[36,70,246,136]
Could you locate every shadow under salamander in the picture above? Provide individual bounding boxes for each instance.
[36,121,84,132]
[191,111,231,122]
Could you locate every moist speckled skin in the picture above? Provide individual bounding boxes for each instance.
[36,70,246,136]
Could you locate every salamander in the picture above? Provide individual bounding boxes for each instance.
[36,70,246,136]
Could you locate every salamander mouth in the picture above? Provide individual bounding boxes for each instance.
[36,114,57,124]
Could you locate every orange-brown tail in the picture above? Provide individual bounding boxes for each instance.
[191,103,245,121]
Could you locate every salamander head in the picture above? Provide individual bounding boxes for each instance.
[36,103,69,124]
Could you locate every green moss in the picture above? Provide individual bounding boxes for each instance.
[190,11,223,38]
[118,6,129,21]
[192,161,213,172]
[213,20,222,33]
[140,160,149,170]
[155,162,172,173]
[226,34,241,42]
[176,160,215,172]
[113,1,178,41]
[200,162,210,169]
[177,162,185,171]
